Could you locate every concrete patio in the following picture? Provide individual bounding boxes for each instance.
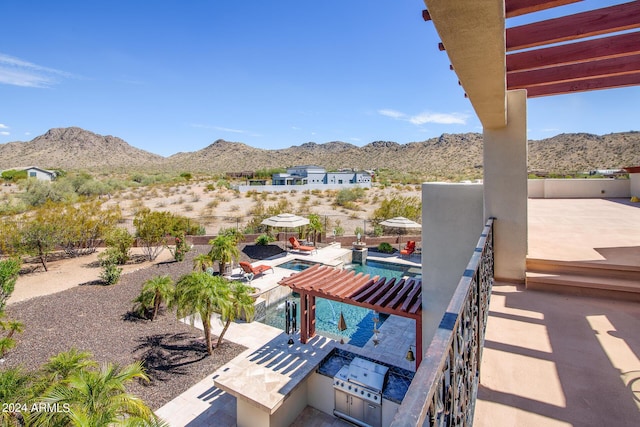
[475,198,640,426]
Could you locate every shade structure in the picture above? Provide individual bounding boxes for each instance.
[261,213,310,249]
[379,216,422,251]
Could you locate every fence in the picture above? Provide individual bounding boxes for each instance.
[390,217,494,426]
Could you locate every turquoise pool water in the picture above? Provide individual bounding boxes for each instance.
[259,295,388,346]
[260,259,420,345]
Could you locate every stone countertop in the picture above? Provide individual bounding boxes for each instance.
[214,332,336,414]
[317,348,415,404]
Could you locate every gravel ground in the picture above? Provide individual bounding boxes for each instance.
[3,243,284,410]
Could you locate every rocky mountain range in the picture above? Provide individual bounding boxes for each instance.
[1,127,639,176]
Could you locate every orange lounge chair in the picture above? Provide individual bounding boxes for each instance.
[400,241,416,257]
[239,261,273,277]
[289,237,317,254]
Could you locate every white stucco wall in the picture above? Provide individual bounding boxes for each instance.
[528,178,630,198]
[484,89,528,282]
[421,182,484,348]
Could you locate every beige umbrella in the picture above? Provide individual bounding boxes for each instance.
[261,213,310,250]
[379,216,421,251]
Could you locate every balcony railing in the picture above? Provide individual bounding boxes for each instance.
[390,218,495,427]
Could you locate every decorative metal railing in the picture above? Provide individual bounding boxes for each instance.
[390,218,495,427]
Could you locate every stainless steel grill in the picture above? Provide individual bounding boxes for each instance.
[333,357,388,427]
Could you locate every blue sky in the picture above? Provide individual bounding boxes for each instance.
[1,0,638,157]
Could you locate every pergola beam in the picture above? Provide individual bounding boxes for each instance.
[505,0,582,18]
[508,53,640,88]
[507,31,640,72]
[524,71,640,97]
[507,2,640,51]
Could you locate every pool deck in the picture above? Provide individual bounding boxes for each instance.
[156,243,419,426]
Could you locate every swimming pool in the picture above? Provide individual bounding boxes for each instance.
[276,259,322,271]
[347,259,422,279]
[259,295,388,346]
[260,259,420,345]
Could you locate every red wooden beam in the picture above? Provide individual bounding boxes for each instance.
[422,9,431,22]
[506,0,583,18]
[508,53,640,88]
[521,71,640,97]
[507,31,640,72]
[507,2,640,51]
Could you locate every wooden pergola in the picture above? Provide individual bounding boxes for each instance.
[425,0,640,100]
[278,264,424,365]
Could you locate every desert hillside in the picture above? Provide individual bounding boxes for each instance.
[1,127,639,176]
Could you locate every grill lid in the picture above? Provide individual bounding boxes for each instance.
[346,357,388,393]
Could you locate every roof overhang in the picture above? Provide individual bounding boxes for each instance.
[423,0,640,128]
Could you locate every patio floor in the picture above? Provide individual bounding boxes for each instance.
[475,198,640,426]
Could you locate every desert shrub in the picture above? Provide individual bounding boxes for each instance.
[0,258,20,312]
[99,251,122,285]
[371,195,422,224]
[180,172,192,181]
[377,242,394,253]
[104,228,134,265]
[335,188,366,208]
[256,234,275,245]
[354,226,364,239]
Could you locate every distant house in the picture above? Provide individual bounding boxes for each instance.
[272,165,372,186]
[22,166,57,181]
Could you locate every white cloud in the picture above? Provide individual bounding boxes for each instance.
[409,112,468,125]
[0,131,9,136]
[378,109,469,126]
[0,53,72,88]
[377,109,406,119]
[0,123,8,129]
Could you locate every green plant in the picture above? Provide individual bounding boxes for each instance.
[104,227,134,265]
[208,234,240,275]
[171,272,233,355]
[0,258,20,312]
[99,252,123,285]
[377,242,394,253]
[132,275,174,320]
[255,234,275,245]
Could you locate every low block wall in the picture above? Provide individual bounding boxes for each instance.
[528,178,630,198]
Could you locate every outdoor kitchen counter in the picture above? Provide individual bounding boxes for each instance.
[214,332,336,427]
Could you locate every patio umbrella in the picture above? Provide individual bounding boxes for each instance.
[261,213,310,250]
[379,216,422,251]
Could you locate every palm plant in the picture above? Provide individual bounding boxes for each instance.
[216,281,256,348]
[172,272,232,355]
[208,235,240,275]
[133,275,174,320]
[307,213,323,245]
[192,253,213,273]
[40,347,97,383]
[0,368,32,427]
[34,361,162,426]
[0,314,24,358]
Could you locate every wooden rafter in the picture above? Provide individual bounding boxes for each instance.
[507,32,640,72]
[507,2,640,51]
[508,53,640,88]
[524,72,640,97]
[505,0,583,18]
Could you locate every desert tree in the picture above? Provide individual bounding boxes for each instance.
[133,209,175,261]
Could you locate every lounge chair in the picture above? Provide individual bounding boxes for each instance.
[239,261,274,277]
[400,241,416,257]
[289,237,317,254]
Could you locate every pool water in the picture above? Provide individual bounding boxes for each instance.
[347,259,422,279]
[260,295,389,346]
[276,259,322,271]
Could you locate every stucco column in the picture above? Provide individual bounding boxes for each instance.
[421,183,484,348]
[483,89,528,282]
